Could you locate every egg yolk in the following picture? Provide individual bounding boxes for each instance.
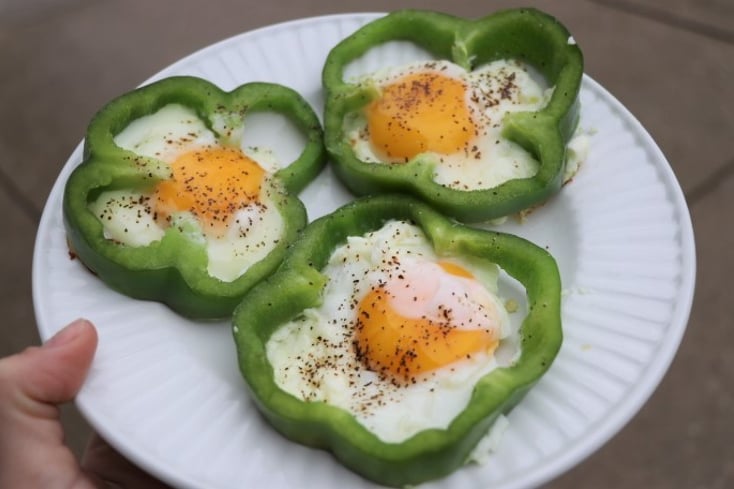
[366,71,477,163]
[153,147,264,236]
[354,261,498,384]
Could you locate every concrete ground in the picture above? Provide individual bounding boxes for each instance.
[1,0,732,487]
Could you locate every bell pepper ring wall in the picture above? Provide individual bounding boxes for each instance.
[232,195,562,487]
[322,8,584,222]
[63,76,327,319]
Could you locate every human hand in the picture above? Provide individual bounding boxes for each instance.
[0,318,170,488]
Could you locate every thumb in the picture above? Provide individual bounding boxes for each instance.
[15,318,98,405]
[0,318,99,489]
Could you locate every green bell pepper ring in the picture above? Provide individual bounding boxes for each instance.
[232,194,562,486]
[63,76,326,319]
[322,8,583,222]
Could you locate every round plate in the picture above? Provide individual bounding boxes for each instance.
[32,13,695,489]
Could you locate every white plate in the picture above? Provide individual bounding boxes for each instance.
[33,13,696,489]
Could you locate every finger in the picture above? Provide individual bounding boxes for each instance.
[82,433,172,489]
[0,318,99,489]
[10,318,98,407]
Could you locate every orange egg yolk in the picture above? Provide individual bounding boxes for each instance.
[153,147,264,236]
[366,71,477,163]
[354,262,498,383]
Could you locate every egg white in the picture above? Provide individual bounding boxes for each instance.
[344,59,552,191]
[267,220,520,443]
[90,103,286,282]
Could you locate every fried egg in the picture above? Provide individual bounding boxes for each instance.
[88,103,285,282]
[344,59,554,191]
[267,220,520,442]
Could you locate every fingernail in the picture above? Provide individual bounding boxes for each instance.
[46,318,89,348]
